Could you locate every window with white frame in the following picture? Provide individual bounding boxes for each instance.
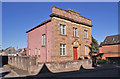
[42,34,45,46]
[84,30,88,38]
[35,48,37,56]
[85,46,89,55]
[60,44,66,56]
[38,49,40,56]
[29,49,31,56]
[60,24,66,35]
[73,27,77,37]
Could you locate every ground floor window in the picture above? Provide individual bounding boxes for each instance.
[60,44,66,56]
[29,49,31,56]
[35,48,37,56]
[38,49,40,56]
[85,45,89,55]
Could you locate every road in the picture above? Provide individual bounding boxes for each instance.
[60,68,119,77]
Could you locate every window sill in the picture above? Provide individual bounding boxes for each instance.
[60,55,66,57]
[59,34,67,36]
[42,45,45,47]
[60,55,72,57]
[73,36,79,38]
[52,56,72,57]
[84,38,88,39]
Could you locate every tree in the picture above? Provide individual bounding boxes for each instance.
[88,36,99,67]
[91,36,99,53]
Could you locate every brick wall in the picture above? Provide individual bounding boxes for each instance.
[99,44,120,59]
[102,53,120,59]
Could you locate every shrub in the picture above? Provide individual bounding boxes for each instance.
[97,59,107,64]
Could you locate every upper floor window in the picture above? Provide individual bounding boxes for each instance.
[73,27,77,37]
[42,34,45,46]
[60,44,66,56]
[60,24,66,35]
[84,30,88,38]
[85,45,89,55]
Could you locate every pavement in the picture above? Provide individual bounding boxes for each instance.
[0,64,120,78]
[0,65,29,78]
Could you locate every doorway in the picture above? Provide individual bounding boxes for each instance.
[73,47,77,60]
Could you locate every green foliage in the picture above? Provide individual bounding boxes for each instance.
[97,59,107,64]
[91,36,99,52]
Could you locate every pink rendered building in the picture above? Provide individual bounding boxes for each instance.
[26,6,93,62]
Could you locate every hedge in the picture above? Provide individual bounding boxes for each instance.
[97,59,107,64]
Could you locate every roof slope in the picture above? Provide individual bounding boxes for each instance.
[26,19,51,33]
[100,34,120,46]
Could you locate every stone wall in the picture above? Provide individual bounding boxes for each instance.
[8,56,92,74]
[52,6,91,25]
[8,56,37,73]
[51,17,92,61]
[51,6,92,62]
[46,59,92,73]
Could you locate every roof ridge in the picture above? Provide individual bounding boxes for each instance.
[107,34,120,37]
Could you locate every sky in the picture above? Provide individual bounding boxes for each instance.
[2,2,118,50]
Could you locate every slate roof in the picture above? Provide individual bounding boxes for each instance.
[100,34,120,47]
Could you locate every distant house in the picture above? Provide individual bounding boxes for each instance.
[26,6,93,62]
[99,34,120,63]
[2,47,16,56]
[17,48,26,56]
